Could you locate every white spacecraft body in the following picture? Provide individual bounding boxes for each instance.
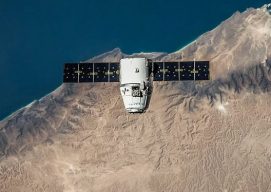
[119,58,150,113]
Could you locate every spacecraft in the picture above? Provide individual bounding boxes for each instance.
[63,57,210,113]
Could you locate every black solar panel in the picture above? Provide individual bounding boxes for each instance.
[79,63,93,82]
[152,61,209,81]
[63,63,79,83]
[164,62,179,81]
[94,63,109,82]
[63,62,120,83]
[195,61,209,80]
[179,61,194,80]
[153,62,164,81]
[109,63,119,82]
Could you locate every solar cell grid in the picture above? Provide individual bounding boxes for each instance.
[152,61,209,81]
[164,62,178,81]
[79,63,93,82]
[94,63,109,82]
[179,61,194,80]
[63,63,79,83]
[195,61,209,80]
[153,62,164,81]
[109,63,119,82]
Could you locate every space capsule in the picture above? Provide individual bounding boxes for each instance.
[119,58,151,113]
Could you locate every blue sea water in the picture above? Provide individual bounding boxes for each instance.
[0,0,270,120]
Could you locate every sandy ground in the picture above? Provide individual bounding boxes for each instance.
[1,83,271,192]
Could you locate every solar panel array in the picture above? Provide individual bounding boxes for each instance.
[63,63,119,83]
[63,61,209,83]
[152,61,209,81]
